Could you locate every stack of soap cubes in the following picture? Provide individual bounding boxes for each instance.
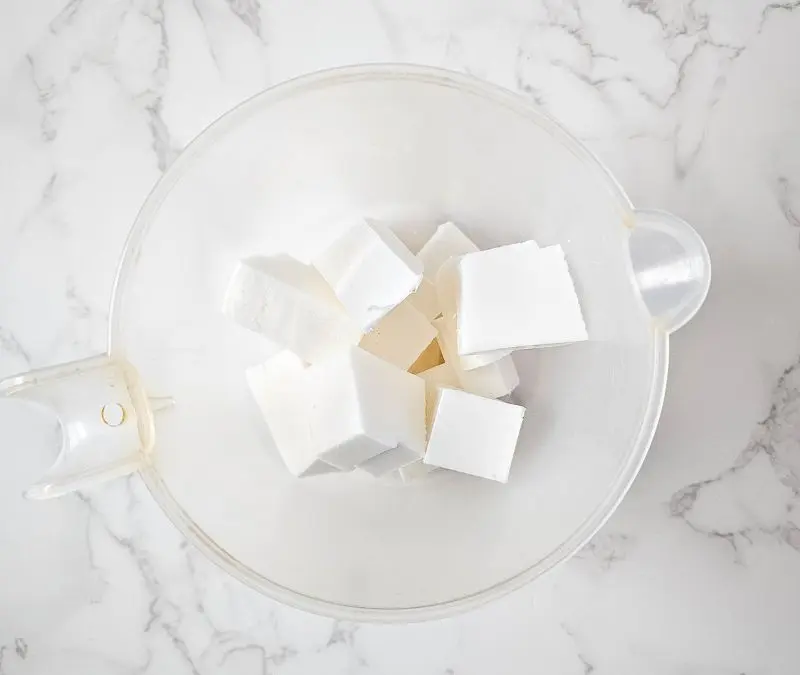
[223,220,587,483]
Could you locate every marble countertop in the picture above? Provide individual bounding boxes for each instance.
[1,1,800,673]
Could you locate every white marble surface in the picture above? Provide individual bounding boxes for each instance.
[1,0,800,672]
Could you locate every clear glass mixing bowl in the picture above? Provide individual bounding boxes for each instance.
[0,65,710,621]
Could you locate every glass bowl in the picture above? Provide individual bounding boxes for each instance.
[0,65,710,621]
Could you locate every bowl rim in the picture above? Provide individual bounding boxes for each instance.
[108,63,668,622]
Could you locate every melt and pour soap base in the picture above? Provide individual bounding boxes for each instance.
[231,219,586,486]
[306,346,426,470]
[423,388,525,483]
[224,255,361,362]
[313,220,424,331]
[245,352,338,477]
[457,242,588,354]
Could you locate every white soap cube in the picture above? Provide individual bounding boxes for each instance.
[224,256,361,363]
[308,347,426,469]
[314,220,423,331]
[359,301,437,370]
[246,352,338,477]
[434,258,510,370]
[408,222,480,320]
[433,317,519,399]
[458,243,587,355]
[423,388,526,482]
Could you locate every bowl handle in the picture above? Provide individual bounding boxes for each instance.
[628,209,711,334]
[0,355,170,499]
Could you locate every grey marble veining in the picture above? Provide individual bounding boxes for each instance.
[1,0,800,673]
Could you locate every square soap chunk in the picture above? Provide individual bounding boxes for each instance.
[308,347,426,470]
[457,243,587,355]
[314,220,423,331]
[408,222,480,321]
[246,352,338,477]
[423,388,526,482]
[224,255,361,363]
[432,317,519,399]
[359,301,437,370]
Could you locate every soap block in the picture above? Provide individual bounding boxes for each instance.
[224,255,361,363]
[314,220,423,331]
[458,242,587,355]
[246,352,338,477]
[435,258,510,370]
[423,388,526,482]
[433,317,519,399]
[408,222,480,320]
[308,347,426,470]
[359,301,437,370]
